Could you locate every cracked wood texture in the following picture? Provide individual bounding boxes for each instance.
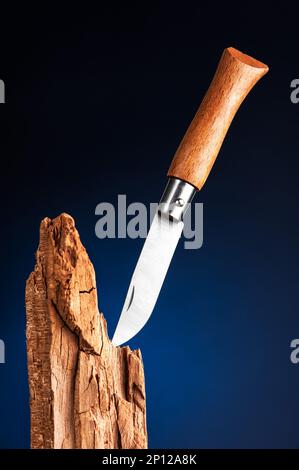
[25,213,147,449]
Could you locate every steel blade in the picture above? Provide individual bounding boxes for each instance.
[112,212,184,346]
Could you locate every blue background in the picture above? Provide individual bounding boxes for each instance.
[0,4,298,448]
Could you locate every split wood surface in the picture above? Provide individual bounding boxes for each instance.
[25,213,147,449]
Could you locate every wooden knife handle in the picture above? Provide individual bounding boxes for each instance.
[167,47,269,190]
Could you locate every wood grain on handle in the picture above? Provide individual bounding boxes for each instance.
[167,47,269,190]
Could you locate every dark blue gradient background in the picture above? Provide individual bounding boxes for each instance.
[0,4,298,448]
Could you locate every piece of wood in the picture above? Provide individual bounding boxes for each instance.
[167,47,269,189]
[25,213,147,449]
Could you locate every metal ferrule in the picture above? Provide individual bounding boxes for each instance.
[158,177,197,221]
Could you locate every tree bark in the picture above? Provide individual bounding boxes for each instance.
[25,213,147,449]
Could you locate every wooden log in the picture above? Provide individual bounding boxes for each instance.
[25,213,147,449]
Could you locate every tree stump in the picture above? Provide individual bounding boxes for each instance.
[25,213,147,449]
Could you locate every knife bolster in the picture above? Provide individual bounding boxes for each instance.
[159,177,196,221]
